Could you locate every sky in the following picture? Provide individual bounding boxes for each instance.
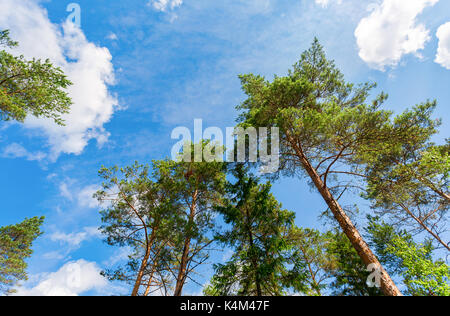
[0,0,449,296]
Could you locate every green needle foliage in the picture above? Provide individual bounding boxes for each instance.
[205,165,306,296]
[0,217,44,294]
[97,144,227,296]
[288,227,335,296]
[234,38,445,295]
[154,153,227,296]
[367,216,450,296]
[0,30,70,296]
[365,130,449,250]
[96,162,181,296]
[235,38,404,295]
[0,30,72,125]
[326,230,383,296]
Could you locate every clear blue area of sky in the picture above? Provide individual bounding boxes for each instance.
[0,0,449,295]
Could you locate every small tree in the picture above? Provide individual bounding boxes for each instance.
[0,30,72,125]
[0,217,44,294]
[387,238,450,296]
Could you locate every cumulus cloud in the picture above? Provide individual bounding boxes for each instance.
[355,0,439,71]
[1,143,46,161]
[15,260,107,296]
[435,22,450,69]
[315,0,343,8]
[0,0,118,160]
[150,0,183,12]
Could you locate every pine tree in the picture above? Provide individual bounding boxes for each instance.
[96,162,180,296]
[205,165,306,296]
[233,38,440,295]
[0,30,72,125]
[367,216,450,296]
[365,133,449,251]
[97,144,227,296]
[0,217,44,294]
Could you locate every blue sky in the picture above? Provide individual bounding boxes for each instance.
[0,0,449,295]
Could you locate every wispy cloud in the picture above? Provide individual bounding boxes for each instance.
[106,32,118,41]
[1,143,46,161]
[315,0,343,8]
[50,226,101,250]
[149,0,183,12]
[58,181,100,209]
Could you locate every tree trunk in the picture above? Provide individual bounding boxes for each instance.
[299,243,321,296]
[131,249,151,296]
[143,260,159,296]
[244,207,262,296]
[131,228,158,296]
[174,236,192,296]
[174,190,198,296]
[294,146,402,296]
[143,271,156,296]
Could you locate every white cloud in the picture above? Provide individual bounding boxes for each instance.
[58,181,99,209]
[103,247,132,267]
[0,0,118,160]
[355,0,439,71]
[59,182,74,201]
[1,143,46,161]
[77,184,100,208]
[50,226,101,249]
[435,22,450,69]
[150,0,183,12]
[15,260,107,296]
[106,32,118,41]
[315,0,343,8]
[42,251,65,260]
